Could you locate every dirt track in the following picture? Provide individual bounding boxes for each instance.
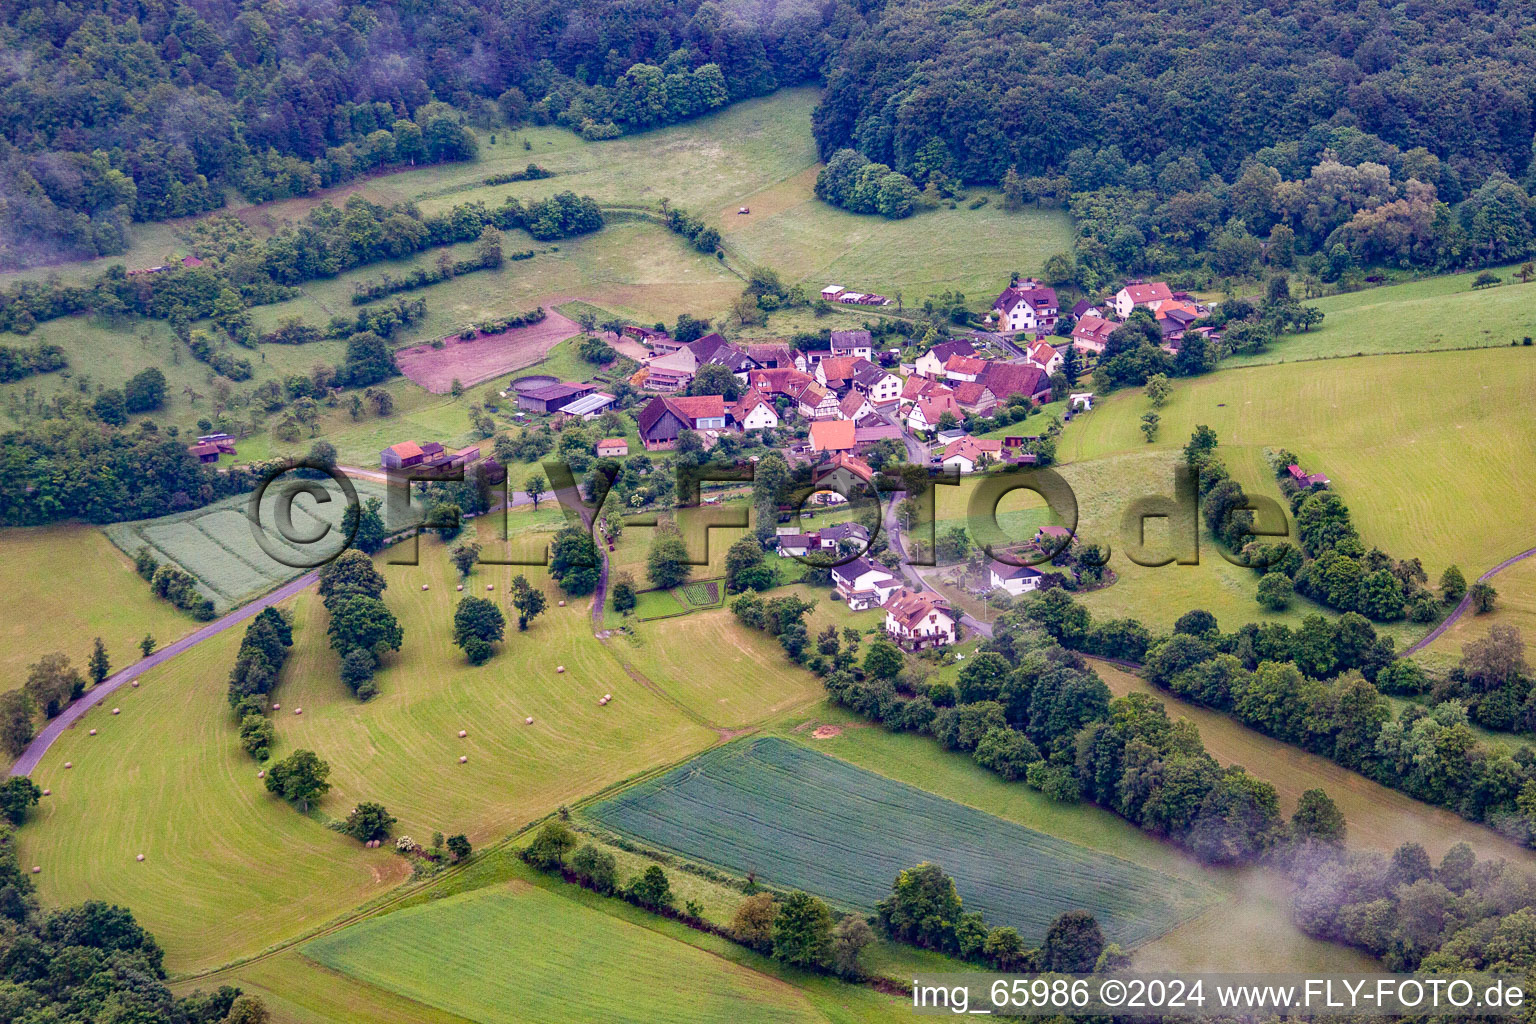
[396,308,583,393]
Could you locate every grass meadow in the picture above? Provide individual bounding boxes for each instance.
[302,883,826,1024]
[588,736,1216,948]
[1061,346,1536,586]
[1232,268,1536,367]
[0,524,197,684]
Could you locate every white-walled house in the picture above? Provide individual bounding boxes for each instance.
[851,364,904,406]
[884,589,957,650]
[1112,281,1175,317]
[914,340,976,379]
[831,557,903,610]
[992,280,1059,332]
[731,392,780,431]
[988,559,1043,596]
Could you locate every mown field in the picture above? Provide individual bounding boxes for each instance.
[587,736,1216,948]
[0,524,196,685]
[1230,267,1536,367]
[1061,347,1536,586]
[102,478,396,611]
[1413,556,1536,671]
[302,883,826,1024]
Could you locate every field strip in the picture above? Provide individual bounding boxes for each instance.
[1405,543,1536,656]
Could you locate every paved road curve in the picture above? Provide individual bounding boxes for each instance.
[1402,544,1536,657]
[9,571,319,777]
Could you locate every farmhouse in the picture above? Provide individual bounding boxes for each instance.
[838,390,873,421]
[730,391,780,431]
[914,339,976,379]
[636,395,728,449]
[1026,340,1063,374]
[517,381,597,413]
[815,355,866,390]
[595,438,629,458]
[940,436,1003,473]
[988,558,1044,596]
[884,589,957,650]
[829,330,875,361]
[907,392,963,433]
[809,419,857,453]
[1071,315,1116,353]
[1113,281,1175,317]
[831,557,902,610]
[850,363,904,406]
[794,380,841,420]
[992,279,1059,332]
[950,381,998,416]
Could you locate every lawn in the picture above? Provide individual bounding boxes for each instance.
[1060,346,1536,588]
[1229,267,1536,367]
[302,883,825,1024]
[0,523,197,685]
[587,736,1216,948]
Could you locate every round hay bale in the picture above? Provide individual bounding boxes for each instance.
[89,729,96,736]
[456,584,464,591]
[294,707,302,715]
[40,789,49,797]
[63,762,72,769]
[459,755,468,763]
[556,665,565,674]
[112,708,120,715]
[272,703,281,710]
[422,583,429,591]
[486,583,494,591]
[32,866,40,873]
[136,854,144,862]
[604,694,612,700]
[558,600,566,607]
[257,771,265,779]
[458,729,467,738]
[524,716,534,725]
[131,680,140,687]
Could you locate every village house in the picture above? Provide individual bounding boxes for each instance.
[642,348,696,392]
[595,438,630,458]
[1112,281,1175,318]
[636,395,728,450]
[380,440,480,472]
[914,339,976,379]
[829,330,875,361]
[730,391,780,431]
[815,451,877,495]
[992,279,1059,333]
[907,391,963,433]
[940,436,1003,473]
[517,381,597,413]
[815,355,866,391]
[977,362,1052,405]
[950,381,998,417]
[1072,299,1103,320]
[884,589,957,650]
[853,420,904,449]
[850,363,903,407]
[943,354,987,383]
[1155,302,1202,348]
[1071,314,1116,354]
[988,558,1044,596]
[809,419,857,454]
[749,367,814,398]
[831,557,903,610]
[838,390,873,421]
[187,439,237,463]
[794,379,841,420]
[1034,524,1075,552]
[1026,340,1063,375]
[745,343,796,369]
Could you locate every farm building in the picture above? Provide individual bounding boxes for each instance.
[643,348,696,392]
[595,438,630,458]
[884,589,957,650]
[1287,463,1331,488]
[942,354,986,382]
[187,440,237,463]
[853,421,904,448]
[821,285,845,301]
[636,395,728,450]
[517,381,596,414]
[381,441,426,469]
[557,392,617,420]
[794,380,841,420]
[745,343,796,369]
[977,362,1052,405]
[989,558,1044,596]
[941,436,1003,473]
[623,325,669,345]
[951,381,998,417]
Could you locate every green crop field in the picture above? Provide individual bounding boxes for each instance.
[0,524,198,685]
[588,736,1216,947]
[303,883,825,1024]
[102,478,399,611]
[1060,346,1536,586]
[1229,267,1536,368]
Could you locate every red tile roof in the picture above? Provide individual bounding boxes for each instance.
[809,419,857,451]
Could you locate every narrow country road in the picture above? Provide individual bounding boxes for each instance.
[1402,544,1536,657]
[9,570,320,777]
[880,463,994,640]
